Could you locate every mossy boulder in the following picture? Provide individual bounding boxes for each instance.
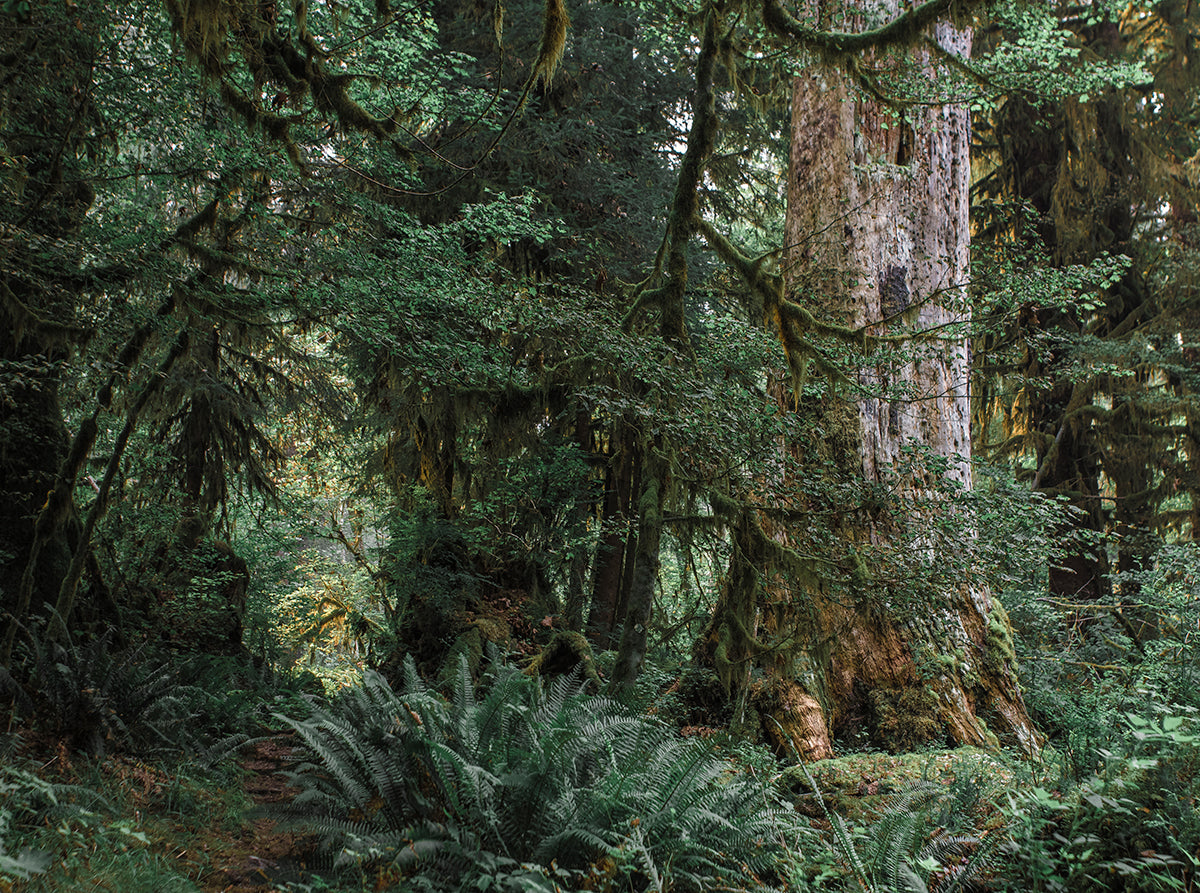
[438,616,513,684]
[782,746,1013,824]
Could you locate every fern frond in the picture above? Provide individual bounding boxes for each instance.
[922,829,1003,893]
[400,655,426,695]
[277,655,806,890]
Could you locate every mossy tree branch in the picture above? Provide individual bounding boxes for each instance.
[694,215,865,390]
[760,0,982,55]
[623,7,720,345]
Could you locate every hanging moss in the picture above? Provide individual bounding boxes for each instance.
[695,492,835,739]
[711,620,736,693]
[164,0,242,73]
[532,0,569,87]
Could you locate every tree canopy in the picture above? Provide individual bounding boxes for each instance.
[3,1,1200,886]
[0,0,1192,705]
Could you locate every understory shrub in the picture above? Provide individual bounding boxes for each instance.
[0,617,323,764]
[997,703,1200,892]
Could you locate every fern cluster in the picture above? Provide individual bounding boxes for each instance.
[279,657,802,891]
[849,784,998,893]
[790,759,1001,893]
[0,625,197,757]
[0,763,107,886]
[0,766,56,883]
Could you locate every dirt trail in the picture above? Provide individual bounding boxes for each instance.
[201,736,317,893]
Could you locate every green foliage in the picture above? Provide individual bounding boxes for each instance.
[174,652,320,743]
[461,442,596,588]
[0,625,198,758]
[1,761,210,893]
[0,621,311,761]
[0,760,210,893]
[376,497,482,674]
[1005,541,1200,776]
[972,0,1200,611]
[0,765,58,884]
[973,226,1133,339]
[978,1,1150,104]
[279,655,802,891]
[996,705,1200,892]
[978,533,1200,891]
[788,760,1001,893]
[998,544,1200,890]
[275,556,390,682]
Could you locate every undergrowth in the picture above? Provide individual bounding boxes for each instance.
[0,751,249,893]
[4,595,1199,893]
[277,654,808,892]
[0,624,199,757]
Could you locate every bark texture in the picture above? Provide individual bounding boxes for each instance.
[774,14,1038,758]
[0,4,98,640]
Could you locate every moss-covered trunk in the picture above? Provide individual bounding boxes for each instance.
[770,12,1038,757]
[0,3,98,649]
[587,424,638,646]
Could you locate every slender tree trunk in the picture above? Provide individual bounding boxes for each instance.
[49,330,189,638]
[587,424,636,645]
[769,11,1038,757]
[611,451,641,643]
[611,446,664,690]
[1026,373,1108,601]
[563,410,595,631]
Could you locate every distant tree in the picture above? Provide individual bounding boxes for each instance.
[974,0,1200,609]
[1,0,335,659]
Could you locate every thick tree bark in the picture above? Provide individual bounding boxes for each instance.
[770,13,1038,757]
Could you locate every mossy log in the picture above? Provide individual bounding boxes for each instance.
[525,630,602,688]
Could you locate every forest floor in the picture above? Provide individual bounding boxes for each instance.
[10,726,1159,893]
[4,710,1041,893]
[198,736,317,893]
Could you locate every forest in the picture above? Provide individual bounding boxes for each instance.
[1,0,1199,889]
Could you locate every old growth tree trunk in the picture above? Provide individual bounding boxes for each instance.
[0,4,99,649]
[767,10,1038,758]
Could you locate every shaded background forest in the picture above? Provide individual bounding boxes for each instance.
[3,0,1200,891]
